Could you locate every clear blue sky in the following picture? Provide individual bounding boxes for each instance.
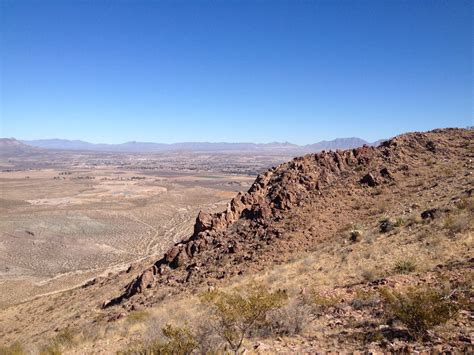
[1,0,472,144]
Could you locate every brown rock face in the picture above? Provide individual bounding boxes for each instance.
[103,128,473,308]
[193,211,213,235]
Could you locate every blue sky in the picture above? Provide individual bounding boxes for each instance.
[1,0,472,144]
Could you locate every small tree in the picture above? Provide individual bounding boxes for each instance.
[201,284,287,354]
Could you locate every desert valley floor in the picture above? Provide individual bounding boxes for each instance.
[0,151,281,308]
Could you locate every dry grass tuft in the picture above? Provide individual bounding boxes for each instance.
[126,310,150,324]
[0,342,25,355]
[443,214,472,235]
[393,258,417,274]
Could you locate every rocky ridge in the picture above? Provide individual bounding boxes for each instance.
[104,128,473,309]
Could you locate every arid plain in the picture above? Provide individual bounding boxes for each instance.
[0,149,291,308]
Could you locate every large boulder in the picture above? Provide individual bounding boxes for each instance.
[360,173,379,187]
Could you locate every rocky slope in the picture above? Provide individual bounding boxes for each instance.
[104,128,473,310]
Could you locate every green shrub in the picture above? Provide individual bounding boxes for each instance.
[380,286,459,338]
[201,284,287,354]
[393,259,416,274]
[394,217,405,227]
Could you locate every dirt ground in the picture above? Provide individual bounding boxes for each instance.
[0,159,255,308]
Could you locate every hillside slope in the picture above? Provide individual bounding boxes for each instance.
[105,128,472,309]
[0,128,472,353]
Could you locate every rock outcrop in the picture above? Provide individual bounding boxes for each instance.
[104,128,473,308]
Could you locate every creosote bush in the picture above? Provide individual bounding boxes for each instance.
[379,286,459,338]
[200,284,287,354]
[119,324,197,355]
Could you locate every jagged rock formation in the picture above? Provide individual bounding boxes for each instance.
[104,128,473,308]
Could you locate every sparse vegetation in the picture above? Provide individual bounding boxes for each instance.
[455,197,474,211]
[350,288,379,310]
[361,269,376,282]
[1,129,473,353]
[379,286,459,338]
[200,284,287,354]
[0,342,25,355]
[119,324,197,355]
[127,310,150,324]
[311,291,341,311]
[40,328,77,355]
[443,214,471,235]
[394,217,405,227]
[263,298,312,336]
[393,258,416,274]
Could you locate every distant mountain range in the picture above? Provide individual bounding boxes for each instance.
[0,137,384,154]
[0,138,41,156]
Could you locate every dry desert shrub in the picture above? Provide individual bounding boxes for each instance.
[393,258,417,274]
[379,285,459,338]
[40,327,77,355]
[200,284,287,354]
[394,217,405,227]
[443,214,472,235]
[455,197,474,211]
[350,288,379,310]
[311,291,341,312]
[259,297,313,337]
[119,324,197,355]
[361,269,377,282]
[193,321,221,355]
[0,342,25,355]
[126,310,150,324]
